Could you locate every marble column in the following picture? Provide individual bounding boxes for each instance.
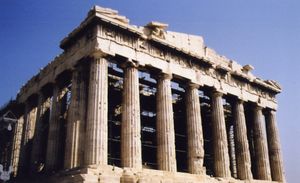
[19,100,37,174]
[211,91,231,177]
[253,105,271,180]
[185,83,204,174]
[11,115,25,177]
[45,85,67,171]
[18,104,29,175]
[84,56,108,166]
[265,110,285,182]
[232,99,252,180]
[23,101,38,147]
[121,61,142,169]
[64,66,87,169]
[30,92,45,173]
[156,73,177,172]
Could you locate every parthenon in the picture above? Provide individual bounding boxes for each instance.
[0,5,285,183]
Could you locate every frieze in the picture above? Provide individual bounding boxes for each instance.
[58,5,280,96]
[98,24,137,49]
[230,76,246,89]
[137,38,148,51]
[147,42,165,60]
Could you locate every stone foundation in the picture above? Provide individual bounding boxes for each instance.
[12,165,281,183]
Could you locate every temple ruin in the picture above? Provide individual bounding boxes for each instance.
[0,5,285,183]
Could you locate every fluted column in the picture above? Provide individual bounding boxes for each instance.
[121,61,142,169]
[11,115,25,177]
[211,91,231,177]
[65,66,87,169]
[265,110,285,182]
[156,73,177,172]
[233,99,252,180]
[84,56,108,166]
[23,101,38,147]
[30,92,45,173]
[185,83,204,174]
[19,100,37,174]
[45,85,66,171]
[253,105,271,180]
[18,103,30,175]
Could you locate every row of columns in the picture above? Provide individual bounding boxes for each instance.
[14,55,285,182]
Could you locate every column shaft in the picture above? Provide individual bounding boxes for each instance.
[19,101,37,174]
[121,63,142,169]
[84,57,108,165]
[23,102,38,146]
[45,85,66,171]
[266,110,285,182]
[156,73,177,172]
[233,100,252,180]
[65,66,87,169]
[11,115,25,177]
[186,84,204,174]
[211,91,231,177]
[30,92,45,173]
[228,124,237,178]
[253,106,271,180]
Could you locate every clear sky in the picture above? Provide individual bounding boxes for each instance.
[0,0,299,182]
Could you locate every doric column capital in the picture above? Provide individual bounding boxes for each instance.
[120,59,139,69]
[186,82,200,90]
[267,108,277,115]
[233,97,245,105]
[68,66,77,73]
[90,49,107,59]
[158,72,172,80]
[36,91,45,110]
[254,104,264,111]
[24,99,30,108]
[237,99,244,105]
[211,89,224,97]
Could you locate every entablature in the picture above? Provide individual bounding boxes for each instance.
[60,5,280,93]
[16,5,280,110]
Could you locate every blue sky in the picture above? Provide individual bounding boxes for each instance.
[0,0,299,182]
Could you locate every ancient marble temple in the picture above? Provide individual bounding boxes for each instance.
[0,6,285,183]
